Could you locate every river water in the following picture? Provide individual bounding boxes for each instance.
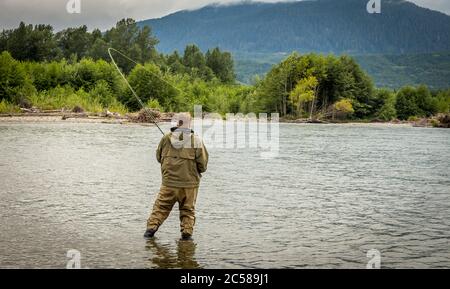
[0,122,449,268]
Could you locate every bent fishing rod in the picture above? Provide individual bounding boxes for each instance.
[108,47,165,135]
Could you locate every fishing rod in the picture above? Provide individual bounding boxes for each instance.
[107,47,165,135]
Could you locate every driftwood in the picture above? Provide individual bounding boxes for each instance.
[128,109,161,123]
[1,112,62,117]
[307,119,328,124]
[282,118,328,124]
[72,106,85,113]
[61,113,89,120]
[437,114,450,128]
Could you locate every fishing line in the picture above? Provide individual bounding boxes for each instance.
[108,47,171,135]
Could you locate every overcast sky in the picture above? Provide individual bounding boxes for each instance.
[1,0,449,31]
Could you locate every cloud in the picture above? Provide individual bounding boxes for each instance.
[409,0,450,15]
[0,0,277,31]
[0,0,449,31]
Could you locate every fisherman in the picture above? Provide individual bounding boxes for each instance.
[144,113,209,241]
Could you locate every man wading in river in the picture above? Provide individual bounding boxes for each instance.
[144,113,209,241]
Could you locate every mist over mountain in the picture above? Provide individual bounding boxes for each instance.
[139,0,450,55]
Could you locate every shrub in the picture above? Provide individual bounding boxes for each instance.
[26,60,71,91]
[0,51,28,103]
[333,98,354,119]
[396,87,421,120]
[395,86,439,120]
[29,86,74,110]
[0,99,21,113]
[124,63,178,111]
[89,80,115,107]
[430,119,439,128]
[435,89,450,114]
[376,89,397,121]
[107,100,128,115]
[65,88,103,113]
[70,58,99,91]
[147,99,163,111]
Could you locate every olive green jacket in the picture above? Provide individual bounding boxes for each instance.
[156,130,208,188]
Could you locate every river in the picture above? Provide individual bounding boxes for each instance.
[0,122,449,268]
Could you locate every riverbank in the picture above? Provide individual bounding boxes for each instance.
[0,109,172,125]
[1,111,449,128]
[280,114,450,128]
[0,114,420,128]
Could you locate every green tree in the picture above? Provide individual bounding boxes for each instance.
[183,44,214,81]
[395,86,438,120]
[55,25,92,59]
[89,80,115,107]
[166,51,185,74]
[0,51,30,103]
[289,76,318,117]
[0,30,8,52]
[105,19,159,73]
[415,85,438,117]
[68,58,121,95]
[255,52,373,119]
[6,22,58,61]
[87,29,109,60]
[435,89,450,113]
[124,63,178,110]
[375,89,397,120]
[4,22,32,60]
[89,38,109,60]
[27,60,71,91]
[135,25,159,63]
[395,86,421,120]
[205,47,236,83]
[337,55,374,118]
[91,29,102,42]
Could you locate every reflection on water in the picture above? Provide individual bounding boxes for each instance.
[0,122,449,268]
[145,239,201,269]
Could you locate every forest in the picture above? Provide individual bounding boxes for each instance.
[1,19,449,122]
[140,0,450,55]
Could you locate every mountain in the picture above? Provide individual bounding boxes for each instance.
[354,52,450,89]
[139,0,450,55]
[139,0,450,88]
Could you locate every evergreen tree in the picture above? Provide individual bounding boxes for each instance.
[206,47,236,83]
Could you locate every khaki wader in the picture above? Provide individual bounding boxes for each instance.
[147,186,198,235]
